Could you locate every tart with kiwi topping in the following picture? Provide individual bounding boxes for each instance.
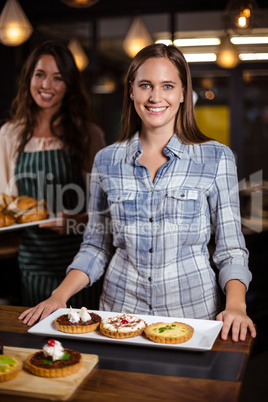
[26,339,82,378]
[145,322,194,344]
[55,306,102,334]
[0,355,23,382]
[0,335,23,382]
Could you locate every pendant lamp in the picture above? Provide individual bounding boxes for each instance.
[68,38,89,71]
[0,0,33,46]
[223,0,261,34]
[61,0,99,7]
[123,17,153,59]
[216,34,240,69]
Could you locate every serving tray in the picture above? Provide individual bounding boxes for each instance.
[0,346,98,400]
[0,218,60,232]
[28,309,223,352]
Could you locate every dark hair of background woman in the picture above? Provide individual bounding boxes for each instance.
[10,40,96,170]
[120,43,210,144]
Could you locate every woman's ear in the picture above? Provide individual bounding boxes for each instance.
[129,80,135,100]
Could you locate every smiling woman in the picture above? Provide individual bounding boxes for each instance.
[19,44,256,345]
[0,40,105,307]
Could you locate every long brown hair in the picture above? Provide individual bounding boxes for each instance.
[10,40,96,169]
[119,43,210,144]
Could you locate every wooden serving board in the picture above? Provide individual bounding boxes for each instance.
[0,346,98,400]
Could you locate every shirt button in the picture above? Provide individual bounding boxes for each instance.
[181,194,185,198]
[148,276,152,281]
[149,217,153,222]
[117,196,121,200]
[150,188,154,193]
[149,248,153,253]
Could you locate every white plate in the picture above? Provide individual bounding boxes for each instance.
[28,309,223,352]
[0,218,60,232]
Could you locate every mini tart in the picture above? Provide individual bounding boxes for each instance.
[145,322,194,344]
[26,348,81,378]
[100,313,146,339]
[0,355,23,382]
[55,311,102,334]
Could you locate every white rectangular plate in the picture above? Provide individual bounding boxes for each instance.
[0,218,59,232]
[28,309,223,352]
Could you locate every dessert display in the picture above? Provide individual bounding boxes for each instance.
[55,306,102,334]
[100,313,147,339]
[144,322,194,344]
[26,339,81,378]
[0,193,48,227]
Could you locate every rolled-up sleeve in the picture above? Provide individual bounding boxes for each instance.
[209,147,252,291]
[66,153,114,284]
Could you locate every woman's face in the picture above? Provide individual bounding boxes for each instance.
[130,57,184,135]
[30,54,67,114]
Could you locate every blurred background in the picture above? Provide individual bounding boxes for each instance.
[0,2,267,399]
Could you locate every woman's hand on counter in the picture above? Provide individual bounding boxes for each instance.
[18,295,66,326]
[18,269,90,326]
[216,306,256,342]
[216,279,257,342]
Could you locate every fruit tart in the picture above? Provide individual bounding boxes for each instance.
[0,355,23,382]
[100,313,146,339]
[144,322,194,344]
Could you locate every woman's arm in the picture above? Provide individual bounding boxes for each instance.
[209,146,255,340]
[18,269,90,326]
[216,279,256,341]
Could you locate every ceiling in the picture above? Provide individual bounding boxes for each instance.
[1,0,268,68]
[2,0,267,24]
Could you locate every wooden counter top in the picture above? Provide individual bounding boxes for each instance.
[0,305,255,402]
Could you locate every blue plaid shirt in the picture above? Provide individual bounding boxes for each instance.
[68,133,252,319]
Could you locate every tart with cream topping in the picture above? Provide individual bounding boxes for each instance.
[0,355,23,382]
[26,339,81,378]
[55,306,102,334]
[100,313,146,339]
[145,322,194,344]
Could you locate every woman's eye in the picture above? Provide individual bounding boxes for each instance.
[140,83,150,89]
[54,76,63,81]
[164,84,173,90]
[35,72,43,78]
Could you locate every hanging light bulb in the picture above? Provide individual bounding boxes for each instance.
[223,0,261,34]
[235,7,251,28]
[216,35,240,69]
[0,0,33,46]
[123,17,153,59]
[68,39,89,71]
[61,0,99,8]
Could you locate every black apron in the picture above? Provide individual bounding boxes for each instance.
[15,149,102,308]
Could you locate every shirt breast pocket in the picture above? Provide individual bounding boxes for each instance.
[165,189,201,225]
[107,191,137,227]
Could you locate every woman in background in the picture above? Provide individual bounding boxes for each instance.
[19,43,256,342]
[0,40,105,307]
